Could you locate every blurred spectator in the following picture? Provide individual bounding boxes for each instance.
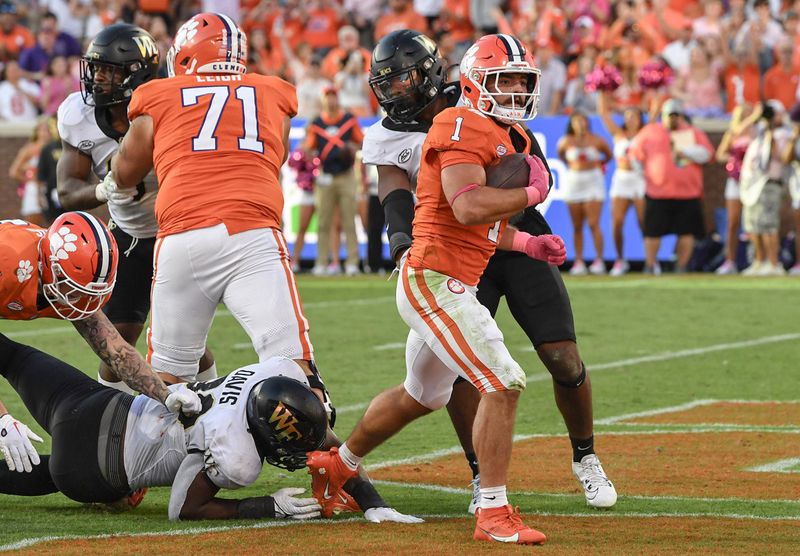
[599,90,646,276]
[39,0,89,43]
[18,11,82,80]
[295,56,332,120]
[439,0,475,56]
[763,38,798,115]
[9,117,52,226]
[564,0,611,26]
[416,0,444,29]
[36,115,63,223]
[469,0,502,34]
[290,158,317,273]
[248,27,284,75]
[0,61,41,122]
[40,55,78,115]
[282,39,314,82]
[721,0,748,40]
[734,0,785,72]
[321,25,370,80]
[670,46,724,118]
[375,0,429,42]
[609,46,645,111]
[662,20,696,72]
[782,11,800,69]
[302,0,342,56]
[693,0,724,38]
[305,87,363,276]
[358,157,385,273]
[739,100,791,275]
[505,0,567,56]
[342,0,383,48]
[270,1,306,56]
[563,53,598,114]
[722,40,761,113]
[0,1,34,59]
[629,99,714,274]
[639,0,691,53]
[568,15,602,57]
[334,50,373,116]
[557,112,613,275]
[715,103,756,274]
[437,32,462,81]
[785,118,800,275]
[534,42,567,115]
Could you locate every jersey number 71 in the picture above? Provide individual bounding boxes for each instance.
[181,86,264,153]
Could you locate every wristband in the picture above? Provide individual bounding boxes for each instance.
[237,496,276,518]
[511,231,532,252]
[524,185,542,207]
[450,183,479,206]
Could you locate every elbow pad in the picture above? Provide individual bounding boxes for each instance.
[381,188,415,261]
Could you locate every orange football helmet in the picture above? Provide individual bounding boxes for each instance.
[39,212,118,321]
[460,34,541,124]
[167,12,248,77]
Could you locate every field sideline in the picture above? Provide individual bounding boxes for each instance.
[1,274,798,554]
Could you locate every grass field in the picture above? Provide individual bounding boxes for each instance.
[1,274,799,554]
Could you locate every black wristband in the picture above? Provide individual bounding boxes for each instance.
[345,477,387,511]
[381,188,415,261]
[237,496,276,519]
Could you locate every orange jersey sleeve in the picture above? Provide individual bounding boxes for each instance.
[408,107,519,286]
[0,221,59,320]
[128,73,298,237]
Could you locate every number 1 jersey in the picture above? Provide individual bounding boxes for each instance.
[127,73,298,237]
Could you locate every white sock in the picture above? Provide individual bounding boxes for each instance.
[196,363,217,382]
[97,374,135,395]
[337,442,362,471]
[480,485,508,509]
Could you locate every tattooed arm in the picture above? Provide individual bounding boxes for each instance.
[72,311,171,403]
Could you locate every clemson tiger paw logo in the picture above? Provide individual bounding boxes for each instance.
[175,19,200,49]
[49,226,78,260]
[16,260,33,283]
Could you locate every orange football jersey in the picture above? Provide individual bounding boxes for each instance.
[408,107,530,286]
[127,73,298,237]
[0,220,58,320]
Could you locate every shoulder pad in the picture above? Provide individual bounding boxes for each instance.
[426,106,492,150]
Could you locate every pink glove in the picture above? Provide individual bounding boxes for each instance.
[512,232,566,265]
[524,155,550,207]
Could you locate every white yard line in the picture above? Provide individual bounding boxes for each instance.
[596,399,718,425]
[524,333,800,382]
[746,458,800,473]
[372,479,800,506]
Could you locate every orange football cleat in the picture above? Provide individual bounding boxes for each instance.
[473,505,546,545]
[126,488,148,508]
[307,447,359,513]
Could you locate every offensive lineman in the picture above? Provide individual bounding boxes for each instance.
[56,23,217,392]
[362,30,616,510]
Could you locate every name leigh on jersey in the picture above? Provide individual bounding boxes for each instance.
[218,368,255,405]
[196,72,242,82]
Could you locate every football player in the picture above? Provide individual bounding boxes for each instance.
[56,23,216,394]
[107,14,418,524]
[0,332,325,520]
[307,34,566,545]
[0,214,201,475]
[362,30,616,511]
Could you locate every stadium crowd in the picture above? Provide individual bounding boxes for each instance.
[2,0,800,274]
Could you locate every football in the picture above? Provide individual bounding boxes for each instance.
[485,153,530,189]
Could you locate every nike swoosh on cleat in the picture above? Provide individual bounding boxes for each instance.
[484,496,496,500]
[323,482,333,500]
[482,529,519,543]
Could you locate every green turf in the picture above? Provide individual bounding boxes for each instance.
[1,274,799,547]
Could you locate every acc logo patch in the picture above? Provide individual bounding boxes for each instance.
[447,278,465,294]
[77,140,95,151]
[6,302,22,312]
[398,148,412,164]
[496,144,508,156]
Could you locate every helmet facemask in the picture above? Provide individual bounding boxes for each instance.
[41,259,115,321]
[370,58,441,121]
[466,65,541,125]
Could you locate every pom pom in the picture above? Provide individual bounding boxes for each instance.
[288,149,321,192]
[638,59,674,90]
[584,64,622,92]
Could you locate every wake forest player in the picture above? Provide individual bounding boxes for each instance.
[362,30,616,508]
[56,24,216,390]
[0,332,327,520]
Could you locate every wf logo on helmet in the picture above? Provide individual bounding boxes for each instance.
[269,402,303,441]
[133,35,158,59]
